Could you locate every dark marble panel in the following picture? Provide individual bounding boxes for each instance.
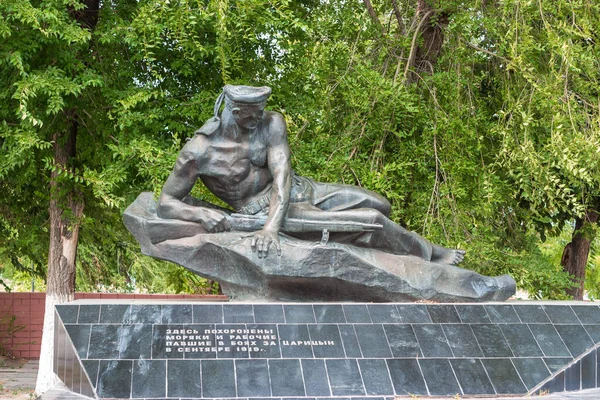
[214,324,250,359]
[354,324,392,358]
[128,305,161,324]
[511,358,550,390]
[395,304,431,323]
[367,305,402,323]
[278,324,313,358]
[119,324,152,359]
[223,304,254,323]
[413,324,453,357]
[201,360,236,398]
[96,360,133,399]
[500,324,543,356]
[308,324,345,358]
[251,398,280,400]
[471,324,513,357]
[571,305,600,324]
[161,304,192,324]
[56,305,78,324]
[514,305,550,323]
[383,324,421,358]
[529,324,572,357]
[184,324,222,359]
[79,362,95,398]
[358,359,394,396]
[72,359,82,394]
[597,349,600,389]
[314,305,346,323]
[555,325,594,356]
[64,325,91,360]
[482,358,527,395]
[246,324,281,359]
[343,305,372,323]
[253,305,285,323]
[302,359,331,396]
[543,305,580,324]
[54,316,63,376]
[544,357,572,373]
[443,325,483,358]
[539,371,565,394]
[338,325,362,358]
[152,325,187,359]
[386,359,427,396]
[325,359,365,396]
[419,359,461,396]
[88,325,121,359]
[427,305,460,323]
[167,360,201,398]
[581,350,596,389]
[584,325,600,342]
[269,359,306,396]
[81,360,99,389]
[100,305,131,323]
[78,305,100,324]
[132,359,166,398]
[284,305,316,323]
[450,358,495,395]
[350,398,385,400]
[485,305,520,323]
[455,305,491,323]
[64,346,74,391]
[235,359,271,397]
[193,304,224,323]
[565,362,581,392]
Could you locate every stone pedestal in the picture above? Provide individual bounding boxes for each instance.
[54,301,600,399]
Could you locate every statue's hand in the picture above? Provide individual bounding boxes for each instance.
[250,228,281,258]
[201,209,231,233]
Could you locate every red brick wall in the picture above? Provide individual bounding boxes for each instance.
[0,292,227,359]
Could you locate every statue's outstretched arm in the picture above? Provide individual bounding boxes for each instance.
[250,113,291,257]
[158,146,230,233]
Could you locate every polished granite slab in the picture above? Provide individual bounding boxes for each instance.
[54,302,600,399]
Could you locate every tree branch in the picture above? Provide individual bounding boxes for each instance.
[362,0,386,35]
[390,0,406,34]
[403,10,434,82]
[464,41,510,63]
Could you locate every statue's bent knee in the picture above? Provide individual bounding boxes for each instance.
[373,196,391,216]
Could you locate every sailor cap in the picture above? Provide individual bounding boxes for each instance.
[223,85,272,105]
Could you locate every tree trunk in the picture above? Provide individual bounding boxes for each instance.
[561,209,599,300]
[35,118,84,394]
[35,1,98,394]
[362,0,386,35]
[405,0,449,82]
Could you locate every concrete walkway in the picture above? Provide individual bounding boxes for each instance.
[0,359,38,389]
[0,359,37,399]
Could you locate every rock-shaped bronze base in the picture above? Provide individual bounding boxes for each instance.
[124,192,516,302]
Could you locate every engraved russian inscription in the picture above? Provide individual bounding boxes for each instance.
[154,325,281,355]
[152,324,337,358]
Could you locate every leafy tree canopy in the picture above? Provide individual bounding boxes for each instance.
[2,0,599,298]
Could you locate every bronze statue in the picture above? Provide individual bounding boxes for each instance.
[157,85,465,264]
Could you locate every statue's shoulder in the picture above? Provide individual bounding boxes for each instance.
[264,110,285,124]
[194,117,221,136]
[263,111,287,138]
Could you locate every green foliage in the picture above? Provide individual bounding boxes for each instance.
[1,0,598,297]
[585,241,600,299]
[0,313,26,358]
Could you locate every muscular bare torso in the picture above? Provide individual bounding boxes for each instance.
[189,115,277,211]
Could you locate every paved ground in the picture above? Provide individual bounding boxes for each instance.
[0,359,37,399]
[3,359,600,399]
